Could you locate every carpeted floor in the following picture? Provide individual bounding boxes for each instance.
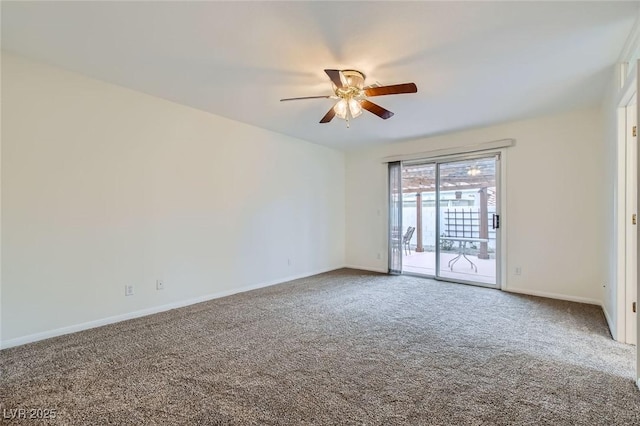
[1,269,639,425]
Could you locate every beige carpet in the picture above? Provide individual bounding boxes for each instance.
[1,269,639,425]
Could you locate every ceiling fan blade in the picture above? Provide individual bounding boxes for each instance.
[319,107,336,123]
[361,100,394,119]
[324,69,344,88]
[364,83,417,97]
[280,95,331,102]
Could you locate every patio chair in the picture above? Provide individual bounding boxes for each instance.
[403,226,416,255]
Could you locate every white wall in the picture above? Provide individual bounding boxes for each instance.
[1,53,345,346]
[346,108,606,304]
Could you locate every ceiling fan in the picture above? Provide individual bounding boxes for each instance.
[280,69,418,126]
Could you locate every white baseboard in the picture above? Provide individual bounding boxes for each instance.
[1,265,343,350]
[503,286,602,306]
[496,287,620,339]
[343,264,388,274]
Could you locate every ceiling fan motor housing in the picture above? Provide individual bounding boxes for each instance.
[334,70,366,98]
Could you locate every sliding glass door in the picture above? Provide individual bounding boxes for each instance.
[436,156,499,287]
[393,153,500,288]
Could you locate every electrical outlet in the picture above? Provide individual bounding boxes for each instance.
[377,253,381,260]
[515,267,522,276]
[156,280,165,290]
[287,258,291,266]
[125,285,135,296]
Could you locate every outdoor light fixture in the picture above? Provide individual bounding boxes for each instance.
[467,166,481,176]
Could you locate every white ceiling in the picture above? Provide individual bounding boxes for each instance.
[2,1,638,150]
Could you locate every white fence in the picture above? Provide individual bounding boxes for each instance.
[402,206,497,252]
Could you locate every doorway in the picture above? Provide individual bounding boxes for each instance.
[391,153,501,288]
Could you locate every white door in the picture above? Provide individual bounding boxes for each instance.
[626,99,637,345]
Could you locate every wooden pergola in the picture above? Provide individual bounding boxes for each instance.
[402,162,496,259]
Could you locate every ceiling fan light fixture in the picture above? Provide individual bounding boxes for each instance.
[334,98,348,120]
[334,97,362,121]
[348,98,363,118]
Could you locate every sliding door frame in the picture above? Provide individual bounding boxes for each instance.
[401,149,506,289]
[388,162,403,274]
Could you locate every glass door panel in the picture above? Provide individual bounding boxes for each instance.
[401,163,436,275]
[436,157,498,287]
